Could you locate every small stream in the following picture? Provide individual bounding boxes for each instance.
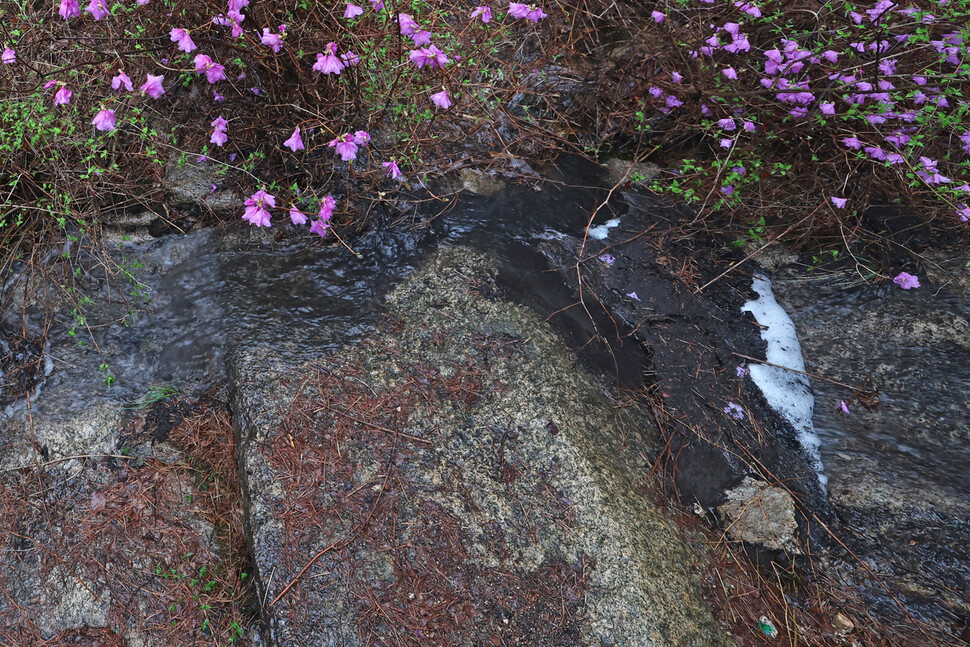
[771,274,970,497]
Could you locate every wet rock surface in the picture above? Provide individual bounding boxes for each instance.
[1,230,225,470]
[165,160,240,217]
[0,393,254,646]
[4,153,966,645]
[228,246,732,647]
[0,231,254,644]
[532,190,828,526]
[765,258,970,631]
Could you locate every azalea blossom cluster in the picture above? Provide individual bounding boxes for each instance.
[244,188,338,239]
[641,0,970,229]
[0,0,554,239]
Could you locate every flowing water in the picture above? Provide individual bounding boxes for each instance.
[769,273,970,497]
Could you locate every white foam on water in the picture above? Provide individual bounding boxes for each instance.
[741,274,827,488]
[587,218,621,240]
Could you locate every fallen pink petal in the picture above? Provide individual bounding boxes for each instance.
[892,272,920,290]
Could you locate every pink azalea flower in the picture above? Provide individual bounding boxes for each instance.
[399,13,419,35]
[370,0,385,10]
[598,253,615,266]
[344,2,364,18]
[54,86,72,106]
[830,196,847,208]
[261,28,283,52]
[471,6,492,22]
[59,0,80,19]
[289,207,307,225]
[194,55,226,84]
[671,72,683,83]
[838,401,850,415]
[651,10,664,22]
[329,134,359,161]
[353,130,371,145]
[141,74,165,99]
[717,118,736,131]
[734,1,760,17]
[170,28,196,53]
[957,204,970,222]
[409,44,450,68]
[86,0,109,20]
[2,48,15,65]
[626,291,640,301]
[136,0,149,4]
[283,126,305,152]
[736,364,748,378]
[430,89,452,109]
[313,43,344,75]
[822,50,838,63]
[886,133,910,146]
[91,109,116,131]
[318,195,336,221]
[842,136,862,149]
[383,160,402,179]
[892,272,920,289]
[242,190,276,227]
[111,71,133,91]
[411,30,432,47]
[210,116,228,146]
[722,66,738,80]
[526,6,547,21]
[819,102,835,115]
[508,2,545,21]
[341,51,360,66]
[309,218,330,237]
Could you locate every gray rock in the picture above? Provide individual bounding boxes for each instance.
[604,159,661,186]
[229,246,733,647]
[460,168,507,196]
[165,160,239,215]
[718,477,799,553]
